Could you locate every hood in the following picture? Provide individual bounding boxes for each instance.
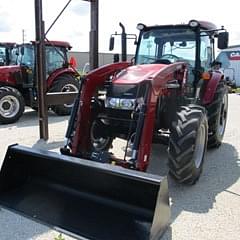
[0,65,21,85]
[113,64,168,84]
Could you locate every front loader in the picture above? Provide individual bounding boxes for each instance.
[0,20,229,239]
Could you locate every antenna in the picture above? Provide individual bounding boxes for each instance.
[22,29,26,43]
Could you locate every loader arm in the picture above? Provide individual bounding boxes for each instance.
[135,63,186,170]
[71,62,131,154]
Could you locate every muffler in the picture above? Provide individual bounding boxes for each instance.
[0,144,170,240]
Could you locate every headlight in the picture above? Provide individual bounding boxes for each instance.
[107,98,119,108]
[119,99,135,110]
[105,97,136,110]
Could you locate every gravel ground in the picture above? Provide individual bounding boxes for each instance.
[0,94,239,240]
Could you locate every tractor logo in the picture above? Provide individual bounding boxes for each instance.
[229,51,240,60]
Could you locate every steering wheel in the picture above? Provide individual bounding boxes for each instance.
[160,54,180,63]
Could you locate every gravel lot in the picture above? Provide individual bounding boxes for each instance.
[0,94,239,240]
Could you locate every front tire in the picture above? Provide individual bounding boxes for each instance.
[49,74,79,115]
[168,105,208,184]
[90,119,113,152]
[205,81,228,148]
[0,86,25,124]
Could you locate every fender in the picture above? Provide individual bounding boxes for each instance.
[0,65,21,86]
[47,67,76,89]
[202,71,223,105]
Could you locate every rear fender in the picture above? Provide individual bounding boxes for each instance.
[71,62,131,154]
[47,67,76,89]
[202,71,223,105]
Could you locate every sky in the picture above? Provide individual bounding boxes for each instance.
[1,0,240,54]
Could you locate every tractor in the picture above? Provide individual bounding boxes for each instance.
[0,40,79,124]
[61,20,229,184]
[0,20,229,239]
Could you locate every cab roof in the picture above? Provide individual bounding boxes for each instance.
[146,20,218,31]
[30,40,72,49]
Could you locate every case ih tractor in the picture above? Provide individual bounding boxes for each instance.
[0,41,79,124]
[0,20,228,240]
[61,20,229,183]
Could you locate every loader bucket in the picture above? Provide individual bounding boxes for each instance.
[0,145,170,240]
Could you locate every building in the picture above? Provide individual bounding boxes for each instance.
[68,51,134,73]
[217,45,240,87]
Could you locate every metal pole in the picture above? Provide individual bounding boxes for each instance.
[89,0,99,70]
[45,0,72,36]
[35,0,48,140]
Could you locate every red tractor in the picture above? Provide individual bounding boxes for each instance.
[61,20,229,184]
[0,41,79,124]
[0,20,229,239]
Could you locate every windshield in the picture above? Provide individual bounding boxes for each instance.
[0,46,7,65]
[0,45,13,66]
[46,46,66,74]
[10,45,67,74]
[135,27,196,66]
[11,45,34,67]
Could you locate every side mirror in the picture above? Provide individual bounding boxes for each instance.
[109,36,115,51]
[218,32,229,49]
[20,46,25,55]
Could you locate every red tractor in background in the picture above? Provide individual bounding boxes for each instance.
[0,41,79,124]
[62,20,229,184]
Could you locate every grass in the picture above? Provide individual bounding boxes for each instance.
[235,88,240,93]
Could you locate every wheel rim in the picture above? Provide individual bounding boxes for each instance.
[217,92,228,137]
[0,95,20,118]
[61,84,78,108]
[90,121,111,151]
[193,123,206,168]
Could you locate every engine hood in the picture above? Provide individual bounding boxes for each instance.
[112,64,168,84]
[112,62,186,90]
[0,65,21,85]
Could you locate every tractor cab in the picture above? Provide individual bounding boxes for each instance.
[11,41,71,81]
[134,20,229,98]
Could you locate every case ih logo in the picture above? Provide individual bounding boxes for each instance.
[229,52,240,60]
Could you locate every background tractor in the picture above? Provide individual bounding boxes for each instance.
[62,20,229,184]
[0,40,79,124]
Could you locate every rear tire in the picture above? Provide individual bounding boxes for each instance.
[168,105,208,184]
[205,81,228,148]
[0,86,25,124]
[49,74,79,115]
